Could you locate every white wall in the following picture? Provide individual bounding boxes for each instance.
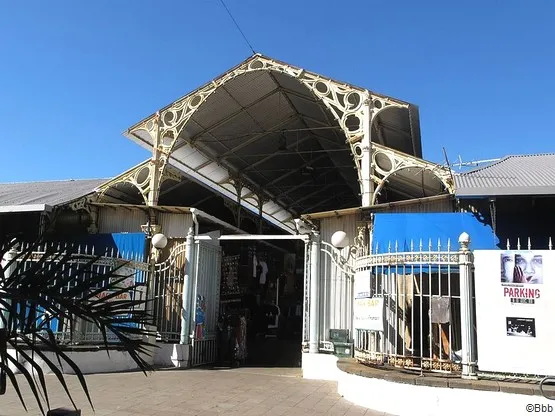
[7,347,154,375]
[158,212,193,238]
[97,208,193,238]
[302,353,553,416]
[7,342,192,375]
[98,207,147,233]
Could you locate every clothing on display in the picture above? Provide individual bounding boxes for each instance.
[259,261,268,285]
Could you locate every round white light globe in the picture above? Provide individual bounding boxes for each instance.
[152,233,168,250]
[331,231,349,249]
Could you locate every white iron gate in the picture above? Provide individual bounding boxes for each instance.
[190,236,222,367]
[152,244,186,343]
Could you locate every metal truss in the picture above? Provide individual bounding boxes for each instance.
[95,159,183,205]
[126,54,413,214]
[371,143,455,205]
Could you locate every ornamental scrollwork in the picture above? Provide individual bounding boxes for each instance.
[371,142,455,205]
[128,54,411,208]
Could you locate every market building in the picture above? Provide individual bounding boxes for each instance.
[3,54,553,388]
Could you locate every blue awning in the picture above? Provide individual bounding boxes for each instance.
[372,212,499,253]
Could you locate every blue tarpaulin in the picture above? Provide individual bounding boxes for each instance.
[372,212,499,253]
[63,233,147,261]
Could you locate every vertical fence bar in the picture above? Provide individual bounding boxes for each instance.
[458,232,477,378]
[309,232,321,354]
[180,228,195,345]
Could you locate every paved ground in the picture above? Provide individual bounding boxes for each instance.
[0,367,393,416]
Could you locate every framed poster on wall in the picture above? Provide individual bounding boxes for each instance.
[474,250,555,375]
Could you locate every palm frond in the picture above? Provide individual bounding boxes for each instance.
[0,235,159,415]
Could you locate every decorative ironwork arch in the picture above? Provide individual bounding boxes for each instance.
[95,160,182,204]
[371,143,454,205]
[128,54,412,207]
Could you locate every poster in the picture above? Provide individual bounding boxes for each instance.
[474,250,555,375]
[353,269,384,331]
[354,297,384,331]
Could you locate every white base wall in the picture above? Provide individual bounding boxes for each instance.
[302,353,553,416]
[7,348,149,375]
[153,343,190,368]
[7,342,191,375]
[301,352,340,381]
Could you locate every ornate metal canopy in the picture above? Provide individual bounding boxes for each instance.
[98,54,451,233]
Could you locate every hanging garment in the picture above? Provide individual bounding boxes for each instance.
[259,261,268,285]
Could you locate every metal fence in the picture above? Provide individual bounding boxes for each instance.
[190,240,221,367]
[152,244,186,343]
[11,242,149,345]
[354,239,463,374]
[319,241,355,353]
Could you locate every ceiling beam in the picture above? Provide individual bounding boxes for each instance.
[262,154,329,188]
[376,120,413,140]
[241,133,314,172]
[217,113,299,161]
[272,170,332,199]
[290,183,337,207]
[187,88,280,143]
[301,191,352,213]
[159,179,190,197]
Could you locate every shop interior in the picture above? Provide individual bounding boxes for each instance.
[217,236,305,368]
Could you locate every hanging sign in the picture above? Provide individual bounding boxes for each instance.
[354,297,384,332]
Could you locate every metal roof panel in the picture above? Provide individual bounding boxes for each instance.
[455,153,555,197]
[0,179,107,207]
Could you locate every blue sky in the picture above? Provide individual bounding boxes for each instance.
[0,0,553,182]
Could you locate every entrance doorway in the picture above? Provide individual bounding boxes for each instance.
[199,234,308,368]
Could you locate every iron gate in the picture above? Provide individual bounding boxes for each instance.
[354,240,463,374]
[152,244,186,343]
[190,238,222,367]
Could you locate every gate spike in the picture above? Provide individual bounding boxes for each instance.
[527,237,531,250]
[549,237,553,251]
[517,238,521,250]
[91,245,95,256]
[428,238,432,251]
[506,239,510,250]
[410,239,414,252]
[437,238,441,251]
[375,242,379,254]
[447,238,451,251]
[388,241,391,253]
[394,240,398,253]
[419,239,423,251]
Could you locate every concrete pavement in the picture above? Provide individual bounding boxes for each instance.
[0,367,394,416]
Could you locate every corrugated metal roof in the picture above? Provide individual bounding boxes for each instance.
[455,153,555,197]
[0,178,107,208]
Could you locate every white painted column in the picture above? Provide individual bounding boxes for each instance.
[361,100,372,207]
[309,232,321,353]
[180,228,196,345]
[458,232,477,378]
[147,112,162,207]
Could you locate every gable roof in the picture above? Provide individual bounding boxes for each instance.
[454,153,555,197]
[0,179,107,212]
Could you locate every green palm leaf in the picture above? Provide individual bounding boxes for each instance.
[0,234,158,415]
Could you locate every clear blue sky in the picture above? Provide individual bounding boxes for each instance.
[1,1,553,182]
